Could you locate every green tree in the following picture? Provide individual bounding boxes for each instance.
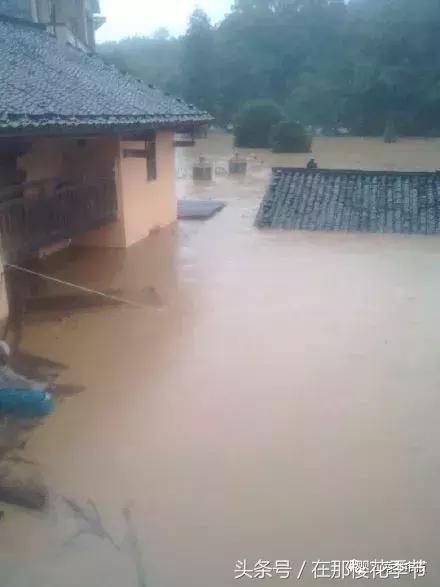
[234,100,284,148]
[180,8,217,113]
[100,33,182,94]
[270,120,312,153]
[99,0,440,137]
[286,72,347,130]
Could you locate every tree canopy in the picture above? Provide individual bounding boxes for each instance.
[234,100,284,147]
[99,0,440,136]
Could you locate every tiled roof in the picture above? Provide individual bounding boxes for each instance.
[256,167,440,235]
[0,16,212,135]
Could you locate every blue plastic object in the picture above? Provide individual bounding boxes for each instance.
[0,389,55,418]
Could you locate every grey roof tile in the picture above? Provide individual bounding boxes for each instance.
[0,16,212,134]
[256,167,440,235]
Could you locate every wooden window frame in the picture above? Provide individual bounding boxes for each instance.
[121,132,157,182]
[145,132,157,182]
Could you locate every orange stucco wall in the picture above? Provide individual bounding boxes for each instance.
[82,131,177,248]
[118,132,177,247]
[18,136,126,248]
[17,132,176,249]
[19,138,64,182]
[19,137,118,183]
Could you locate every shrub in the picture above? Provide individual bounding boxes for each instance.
[270,120,312,153]
[234,100,284,148]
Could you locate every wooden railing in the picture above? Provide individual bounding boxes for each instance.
[0,179,118,263]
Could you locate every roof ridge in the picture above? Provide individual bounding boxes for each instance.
[272,167,440,176]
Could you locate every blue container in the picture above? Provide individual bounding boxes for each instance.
[0,389,55,418]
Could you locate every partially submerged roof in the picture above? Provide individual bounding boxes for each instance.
[256,167,440,235]
[0,15,212,136]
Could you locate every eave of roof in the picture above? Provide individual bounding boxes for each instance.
[0,15,213,136]
[0,113,213,136]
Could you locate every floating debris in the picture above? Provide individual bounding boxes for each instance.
[123,501,148,587]
[0,362,54,419]
[0,469,48,511]
[0,388,54,419]
[63,497,120,550]
[10,352,67,382]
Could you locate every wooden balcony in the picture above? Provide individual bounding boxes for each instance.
[0,178,118,263]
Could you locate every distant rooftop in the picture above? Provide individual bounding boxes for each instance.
[0,15,212,136]
[256,167,440,235]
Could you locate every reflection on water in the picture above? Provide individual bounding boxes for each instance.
[1,134,440,586]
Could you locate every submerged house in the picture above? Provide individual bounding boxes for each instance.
[0,0,211,263]
[257,167,440,235]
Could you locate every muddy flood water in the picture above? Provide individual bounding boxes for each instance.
[2,134,440,586]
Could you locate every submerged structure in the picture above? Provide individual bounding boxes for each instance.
[0,2,211,263]
[256,167,440,235]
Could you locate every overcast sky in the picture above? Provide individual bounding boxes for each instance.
[97,0,233,42]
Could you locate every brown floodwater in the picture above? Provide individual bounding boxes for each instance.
[1,134,440,586]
